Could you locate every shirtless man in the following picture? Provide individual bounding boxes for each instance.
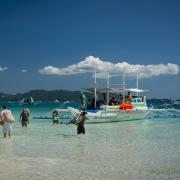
[1,105,14,138]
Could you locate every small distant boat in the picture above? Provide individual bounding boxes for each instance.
[63,100,70,104]
[174,99,180,105]
[7,101,14,104]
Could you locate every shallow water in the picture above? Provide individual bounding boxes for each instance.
[0,103,180,180]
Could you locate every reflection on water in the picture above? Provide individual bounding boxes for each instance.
[0,103,180,180]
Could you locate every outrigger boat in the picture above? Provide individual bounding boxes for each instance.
[59,72,152,123]
[58,71,180,123]
[67,98,149,123]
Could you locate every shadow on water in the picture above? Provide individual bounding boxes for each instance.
[85,118,145,124]
[55,133,76,138]
[147,119,180,126]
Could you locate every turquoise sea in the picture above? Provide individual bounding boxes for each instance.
[0,102,180,180]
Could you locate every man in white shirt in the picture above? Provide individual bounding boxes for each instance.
[1,105,13,138]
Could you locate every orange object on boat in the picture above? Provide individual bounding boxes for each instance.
[119,103,127,110]
[119,103,132,110]
[126,104,133,110]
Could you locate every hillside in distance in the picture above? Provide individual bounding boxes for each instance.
[0,89,176,105]
[0,90,93,102]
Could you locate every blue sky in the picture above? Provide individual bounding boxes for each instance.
[0,0,179,99]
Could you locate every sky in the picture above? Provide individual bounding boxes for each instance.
[0,0,179,99]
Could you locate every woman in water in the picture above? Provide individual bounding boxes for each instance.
[20,108,30,128]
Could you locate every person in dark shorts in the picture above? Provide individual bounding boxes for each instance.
[20,108,30,128]
[75,112,87,134]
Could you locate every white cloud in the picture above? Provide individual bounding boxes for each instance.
[0,66,8,71]
[39,56,180,79]
[21,69,28,73]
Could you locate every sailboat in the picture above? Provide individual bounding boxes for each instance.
[19,96,35,105]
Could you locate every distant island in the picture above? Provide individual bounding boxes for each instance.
[0,90,85,102]
[0,89,175,103]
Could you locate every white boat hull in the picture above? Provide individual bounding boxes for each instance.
[67,107,149,123]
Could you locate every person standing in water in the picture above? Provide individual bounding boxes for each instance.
[52,109,60,124]
[1,105,14,138]
[75,112,87,134]
[20,108,30,128]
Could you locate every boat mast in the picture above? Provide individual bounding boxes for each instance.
[106,73,110,105]
[136,72,139,97]
[94,71,97,109]
[122,73,125,102]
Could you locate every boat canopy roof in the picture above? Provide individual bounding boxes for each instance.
[83,87,125,94]
[127,88,149,93]
[83,88,148,94]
